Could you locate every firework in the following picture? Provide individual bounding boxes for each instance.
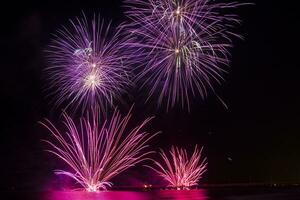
[149,146,207,189]
[125,0,247,110]
[46,14,132,112]
[40,108,158,192]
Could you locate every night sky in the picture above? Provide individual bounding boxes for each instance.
[0,0,299,191]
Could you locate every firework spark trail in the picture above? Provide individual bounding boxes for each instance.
[149,146,207,189]
[46,14,133,113]
[124,0,248,111]
[125,0,244,37]
[40,108,159,192]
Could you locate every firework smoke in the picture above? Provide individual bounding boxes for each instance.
[46,14,132,112]
[125,0,247,110]
[41,108,158,192]
[149,146,207,189]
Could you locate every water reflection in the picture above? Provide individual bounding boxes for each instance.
[43,191,152,200]
[154,189,208,200]
[43,189,208,200]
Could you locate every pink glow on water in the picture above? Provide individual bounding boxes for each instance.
[156,189,208,200]
[42,189,208,200]
[42,191,152,200]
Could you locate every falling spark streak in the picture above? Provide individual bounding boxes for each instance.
[40,108,159,192]
[124,0,248,111]
[46,13,133,113]
[149,146,207,189]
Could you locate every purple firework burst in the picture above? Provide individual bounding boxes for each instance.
[46,14,132,112]
[125,0,247,111]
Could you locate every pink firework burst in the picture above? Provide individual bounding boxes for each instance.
[46,14,132,112]
[40,108,159,192]
[124,0,248,111]
[149,146,207,189]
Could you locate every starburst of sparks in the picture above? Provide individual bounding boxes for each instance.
[46,14,132,112]
[124,0,248,111]
[149,146,207,189]
[40,108,158,192]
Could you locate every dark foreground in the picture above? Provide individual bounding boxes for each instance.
[3,187,300,200]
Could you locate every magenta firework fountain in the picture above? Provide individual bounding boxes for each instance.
[41,108,159,192]
[125,0,247,110]
[46,14,132,112]
[149,146,207,189]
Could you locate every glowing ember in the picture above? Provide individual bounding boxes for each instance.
[175,7,181,16]
[40,108,159,192]
[149,146,207,189]
[83,72,100,90]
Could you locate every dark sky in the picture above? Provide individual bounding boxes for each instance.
[0,0,299,191]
